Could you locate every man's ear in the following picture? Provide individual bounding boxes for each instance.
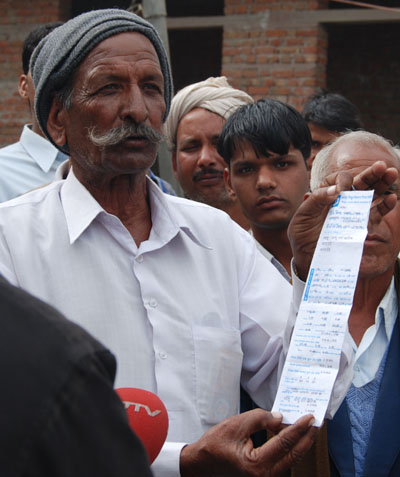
[224,167,236,199]
[171,150,179,180]
[18,74,28,100]
[47,99,67,147]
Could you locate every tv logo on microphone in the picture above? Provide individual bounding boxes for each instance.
[122,400,161,417]
[116,388,169,463]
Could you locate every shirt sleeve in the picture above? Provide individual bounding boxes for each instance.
[0,225,17,286]
[238,240,292,410]
[151,442,186,477]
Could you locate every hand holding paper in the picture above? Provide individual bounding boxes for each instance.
[289,161,398,282]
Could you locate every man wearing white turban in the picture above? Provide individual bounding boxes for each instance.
[165,76,253,229]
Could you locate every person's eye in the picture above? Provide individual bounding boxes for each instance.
[237,165,254,174]
[275,161,290,169]
[181,144,198,153]
[96,83,120,95]
[311,141,321,148]
[144,82,162,94]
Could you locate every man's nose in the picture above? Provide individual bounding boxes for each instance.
[119,85,148,124]
[197,144,220,168]
[256,166,276,190]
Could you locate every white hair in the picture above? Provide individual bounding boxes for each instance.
[310,130,399,191]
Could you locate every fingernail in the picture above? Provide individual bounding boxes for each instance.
[308,418,315,427]
[327,185,337,195]
[271,411,283,419]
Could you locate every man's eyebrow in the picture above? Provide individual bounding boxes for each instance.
[141,72,164,82]
[231,159,256,167]
[233,159,252,164]
[274,154,289,159]
[89,71,121,82]
[179,137,198,146]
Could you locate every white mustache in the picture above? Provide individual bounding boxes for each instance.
[87,123,164,147]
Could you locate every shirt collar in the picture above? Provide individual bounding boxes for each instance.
[54,159,70,181]
[61,168,212,250]
[61,169,104,244]
[146,178,212,250]
[20,125,67,172]
[378,276,398,341]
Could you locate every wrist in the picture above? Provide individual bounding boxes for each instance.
[180,444,198,477]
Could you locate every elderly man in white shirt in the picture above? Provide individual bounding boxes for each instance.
[0,9,388,477]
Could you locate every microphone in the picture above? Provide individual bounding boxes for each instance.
[116,388,169,464]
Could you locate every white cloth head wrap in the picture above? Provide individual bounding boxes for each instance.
[165,76,253,148]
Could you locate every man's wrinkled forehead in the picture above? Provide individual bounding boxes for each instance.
[75,32,163,82]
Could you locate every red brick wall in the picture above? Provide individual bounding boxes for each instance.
[223,0,328,110]
[0,0,69,147]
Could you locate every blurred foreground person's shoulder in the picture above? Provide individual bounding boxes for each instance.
[0,276,152,477]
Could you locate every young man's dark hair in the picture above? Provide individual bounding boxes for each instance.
[302,90,362,133]
[22,21,63,74]
[301,90,363,168]
[218,98,311,164]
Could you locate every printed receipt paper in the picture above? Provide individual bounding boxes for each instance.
[272,190,374,426]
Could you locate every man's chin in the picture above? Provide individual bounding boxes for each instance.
[95,151,156,176]
[255,219,290,231]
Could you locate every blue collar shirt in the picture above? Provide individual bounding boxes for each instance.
[0,124,67,202]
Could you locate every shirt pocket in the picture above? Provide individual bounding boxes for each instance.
[192,325,243,426]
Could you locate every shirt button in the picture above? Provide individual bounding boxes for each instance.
[159,352,167,360]
[355,365,360,372]
[136,255,143,263]
[149,298,158,308]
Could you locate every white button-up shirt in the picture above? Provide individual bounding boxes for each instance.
[0,170,351,476]
[0,124,67,202]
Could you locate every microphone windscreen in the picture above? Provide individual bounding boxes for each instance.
[116,388,168,464]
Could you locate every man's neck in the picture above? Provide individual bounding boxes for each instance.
[30,114,46,137]
[225,202,250,230]
[74,167,152,246]
[349,267,394,345]
[252,225,292,276]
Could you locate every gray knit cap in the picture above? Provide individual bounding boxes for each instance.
[30,8,173,152]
